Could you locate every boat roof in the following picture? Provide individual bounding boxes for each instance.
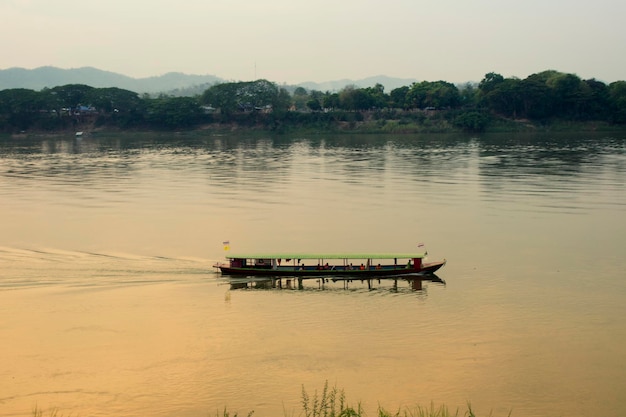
[225,253,426,260]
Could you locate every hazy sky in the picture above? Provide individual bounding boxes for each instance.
[2,0,625,84]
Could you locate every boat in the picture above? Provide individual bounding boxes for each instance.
[215,251,446,277]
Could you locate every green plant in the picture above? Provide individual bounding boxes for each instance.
[301,381,362,417]
[32,406,61,417]
[214,406,254,417]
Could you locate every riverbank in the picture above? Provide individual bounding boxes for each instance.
[3,113,626,140]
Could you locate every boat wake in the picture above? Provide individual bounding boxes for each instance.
[0,246,212,290]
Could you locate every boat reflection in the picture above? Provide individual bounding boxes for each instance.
[220,274,445,292]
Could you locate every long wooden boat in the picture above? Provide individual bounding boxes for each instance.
[215,252,446,277]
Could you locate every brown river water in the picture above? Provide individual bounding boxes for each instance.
[1,131,625,417]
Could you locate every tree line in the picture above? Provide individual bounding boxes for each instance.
[1,70,625,133]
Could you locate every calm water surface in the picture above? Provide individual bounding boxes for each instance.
[1,132,625,417]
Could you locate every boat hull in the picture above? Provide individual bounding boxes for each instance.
[218,260,445,277]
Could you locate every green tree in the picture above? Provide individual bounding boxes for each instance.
[322,92,340,110]
[478,72,505,94]
[578,79,609,120]
[338,85,370,110]
[201,82,240,117]
[49,84,95,109]
[0,88,45,130]
[608,81,626,123]
[364,83,389,109]
[273,87,292,114]
[201,80,288,118]
[547,72,584,118]
[292,86,308,110]
[389,86,409,109]
[519,73,555,119]
[306,98,322,112]
[458,82,479,108]
[481,77,524,118]
[452,110,490,131]
[85,87,142,113]
[145,96,203,129]
[0,88,42,114]
[406,81,460,109]
[305,90,324,112]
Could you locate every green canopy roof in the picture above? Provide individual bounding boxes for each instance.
[225,253,426,260]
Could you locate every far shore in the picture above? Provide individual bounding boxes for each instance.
[4,118,626,140]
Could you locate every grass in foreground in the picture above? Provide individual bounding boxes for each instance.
[298,381,501,417]
[32,381,511,417]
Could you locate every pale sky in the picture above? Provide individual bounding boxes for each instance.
[1,0,625,85]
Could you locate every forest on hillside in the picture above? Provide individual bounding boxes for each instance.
[1,70,626,134]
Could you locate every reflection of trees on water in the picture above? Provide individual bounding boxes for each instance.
[477,133,626,209]
[0,137,138,192]
[1,133,623,209]
[479,132,615,173]
[0,134,476,186]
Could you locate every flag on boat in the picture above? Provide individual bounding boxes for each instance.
[223,241,230,251]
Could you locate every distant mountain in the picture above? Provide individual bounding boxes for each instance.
[297,75,418,92]
[0,66,418,95]
[0,66,223,94]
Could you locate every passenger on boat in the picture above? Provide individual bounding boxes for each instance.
[376,264,382,270]
[359,264,365,270]
[347,263,353,270]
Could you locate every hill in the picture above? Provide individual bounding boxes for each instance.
[0,67,419,95]
[0,66,223,94]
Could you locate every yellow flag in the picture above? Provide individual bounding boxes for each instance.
[223,241,230,251]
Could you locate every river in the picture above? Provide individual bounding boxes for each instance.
[1,131,625,417]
